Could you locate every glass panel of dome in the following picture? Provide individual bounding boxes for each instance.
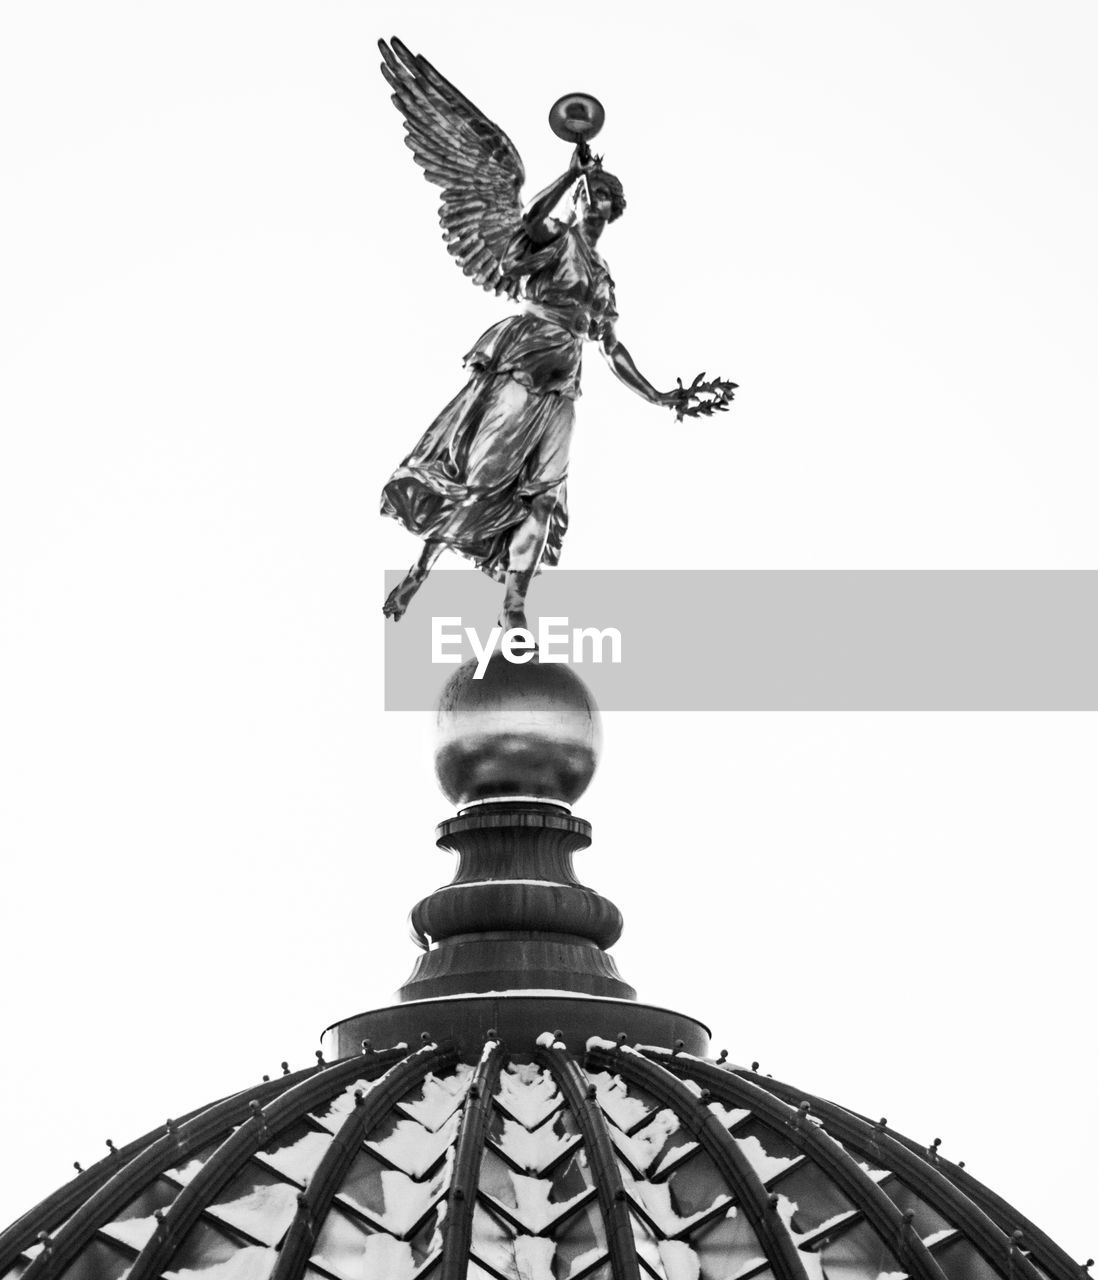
[365,1110,461,1178]
[805,1218,903,1280]
[309,1076,385,1135]
[584,1070,660,1133]
[627,1165,730,1238]
[99,1211,159,1252]
[838,1142,890,1185]
[629,1207,669,1276]
[318,1230,421,1279]
[205,1163,301,1246]
[165,1242,278,1279]
[336,1149,448,1237]
[468,1265,512,1280]
[770,1160,855,1234]
[478,1146,523,1214]
[98,1175,180,1250]
[405,1202,444,1265]
[162,1217,251,1273]
[615,1108,697,1177]
[397,1063,473,1131]
[546,1148,596,1211]
[256,1120,333,1185]
[336,1146,396,1223]
[489,1107,581,1176]
[311,1203,384,1277]
[707,1100,751,1131]
[494,1062,564,1130]
[689,1205,767,1280]
[547,1197,608,1279]
[657,1240,706,1279]
[0,1262,29,1280]
[629,1179,683,1236]
[479,1148,593,1234]
[729,1119,801,1184]
[933,1238,1004,1280]
[54,1238,133,1280]
[470,1201,523,1279]
[878,1177,953,1243]
[165,1141,222,1187]
[574,1266,613,1280]
[662,1148,734,1224]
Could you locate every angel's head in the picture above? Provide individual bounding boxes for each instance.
[575,167,627,227]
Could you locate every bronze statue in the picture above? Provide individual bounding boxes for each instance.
[378,38,736,627]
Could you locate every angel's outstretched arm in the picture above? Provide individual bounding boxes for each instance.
[601,328,739,418]
[600,328,675,406]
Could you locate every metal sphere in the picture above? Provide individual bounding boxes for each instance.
[548,92,606,143]
[434,654,602,809]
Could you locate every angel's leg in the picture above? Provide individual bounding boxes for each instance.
[501,493,556,632]
[383,539,444,621]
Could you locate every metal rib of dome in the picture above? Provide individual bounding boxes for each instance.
[0,1034,1084,1280]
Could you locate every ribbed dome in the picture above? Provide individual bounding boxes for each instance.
[3,657,1086,1277]
[0,1033,1081,1280]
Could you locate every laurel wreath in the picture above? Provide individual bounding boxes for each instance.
[671,372,738,420]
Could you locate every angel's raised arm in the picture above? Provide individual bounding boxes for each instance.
[522,148,595,244]
[521,171,578,245]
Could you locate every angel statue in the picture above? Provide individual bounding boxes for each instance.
[378,37,736,628]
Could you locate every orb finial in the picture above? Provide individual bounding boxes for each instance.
[434,654,601,810]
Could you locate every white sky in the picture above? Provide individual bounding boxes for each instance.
[0,0,1094,1260]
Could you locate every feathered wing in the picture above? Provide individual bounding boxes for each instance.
[379,37,526,299]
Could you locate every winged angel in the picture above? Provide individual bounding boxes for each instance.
[379,38,735,627]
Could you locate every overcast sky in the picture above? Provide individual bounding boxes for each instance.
[1,0,1095,1261]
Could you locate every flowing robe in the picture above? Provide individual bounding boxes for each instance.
[380,221,617,581]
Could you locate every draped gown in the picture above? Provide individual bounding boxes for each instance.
[380,220,617,581]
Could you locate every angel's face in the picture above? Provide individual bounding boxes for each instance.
[579,180,614,224]
[590,187,615,220]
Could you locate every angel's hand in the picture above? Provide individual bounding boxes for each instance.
[655,387,686,409]
[569,143,598,176]
[664,373,738,420]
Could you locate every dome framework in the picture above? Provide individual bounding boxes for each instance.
[0,1033,1083,1280]
[0,659,1087,1279]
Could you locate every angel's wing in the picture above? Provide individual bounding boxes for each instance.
[379,37,526,299]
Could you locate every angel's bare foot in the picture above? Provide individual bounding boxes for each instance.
[384,541,445,621]
[383,575,422,621]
